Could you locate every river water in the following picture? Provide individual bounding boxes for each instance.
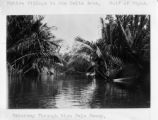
[9,74,150,108]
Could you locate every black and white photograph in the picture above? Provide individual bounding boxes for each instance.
[7,15,150,109]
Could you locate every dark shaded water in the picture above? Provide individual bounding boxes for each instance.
[9,74,150,108]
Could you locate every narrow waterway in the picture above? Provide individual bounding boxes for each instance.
[9,74,150,108]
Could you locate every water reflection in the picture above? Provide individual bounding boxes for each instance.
[9,74,149,108]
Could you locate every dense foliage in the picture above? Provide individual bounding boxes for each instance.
[7,15,150,82]
[73,15,150,80]
[7,15,61,74]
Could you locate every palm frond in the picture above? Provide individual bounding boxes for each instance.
[11,51,61,66]
[75,37,95,52]
[76,44,93,55]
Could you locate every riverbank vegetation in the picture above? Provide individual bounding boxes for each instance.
[7,15,62,76]
[7,15,150,89]
[63,15,149,77]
